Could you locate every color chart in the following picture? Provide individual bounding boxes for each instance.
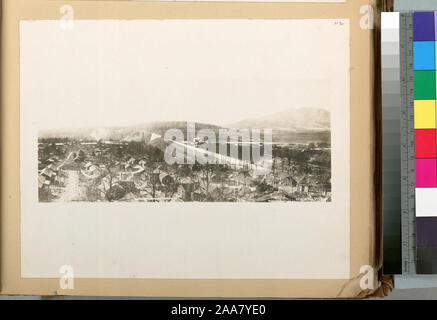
[382,12,418,275]
[414,11,437,274]
[382,12,403,275]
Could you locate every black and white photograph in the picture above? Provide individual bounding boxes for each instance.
[38,107,331,203]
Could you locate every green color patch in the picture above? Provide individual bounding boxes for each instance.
[414,70,436,100]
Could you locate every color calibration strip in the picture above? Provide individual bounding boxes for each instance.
[382,12,403,275]
[399,12,416,275]
[413,12,437,274]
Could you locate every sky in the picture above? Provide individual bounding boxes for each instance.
[20,19,349,129]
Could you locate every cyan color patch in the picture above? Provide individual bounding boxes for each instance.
[414,41,436,70]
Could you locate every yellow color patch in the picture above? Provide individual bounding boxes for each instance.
[415,100,436,129]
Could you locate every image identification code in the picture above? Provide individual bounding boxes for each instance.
[170,304,266,317]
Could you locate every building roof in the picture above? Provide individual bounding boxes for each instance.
[40,167,53,177]
[38,175,46,188]
[179,177,192,184]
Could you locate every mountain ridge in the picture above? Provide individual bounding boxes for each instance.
[39,108,330,143]
[228,107,330,132]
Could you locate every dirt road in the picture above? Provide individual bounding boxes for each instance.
[56,152,74,170]
[57,170,83,202]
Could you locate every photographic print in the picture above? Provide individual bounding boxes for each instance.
[21,19,350,279]
[29,20,337,204]
[38,107,331,203]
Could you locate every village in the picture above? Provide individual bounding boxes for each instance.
[38,137,331,203]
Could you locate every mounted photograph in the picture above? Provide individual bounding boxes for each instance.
[38,106,332,203]
[20,18,350,280]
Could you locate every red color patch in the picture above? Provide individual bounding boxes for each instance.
[416,129,437,158]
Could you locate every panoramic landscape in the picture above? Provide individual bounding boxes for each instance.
[38,108,332,203]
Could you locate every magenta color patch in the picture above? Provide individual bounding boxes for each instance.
[416,159,437,187]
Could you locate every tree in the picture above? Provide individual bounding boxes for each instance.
[159,165,182,200]
[192,164,215,198]
[94,152,121,201]
[190,164,231,201]
[77,150,86,162]
[134,165,162,201]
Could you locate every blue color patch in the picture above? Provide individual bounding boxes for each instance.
[414,41,436,70]
[414,12,436,41]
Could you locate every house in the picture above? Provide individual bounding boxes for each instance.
[84,162,93,170]
[114,162,125,172]
[103,140,117,145]
[273,157,282,172]
[38,160,46,170]
[117,172,133,181]
[88,165,98,173]
[116,180,138,194]
[44,158,55,165]
[294,175,310,193]
[38,175,47,189]
[279,175,298,188]
[180,178,195,201]
[132,165,145,175]
[40,167,54,179]
[159,173,174,186]
[233,171,252,185]
[192,191,205,202]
